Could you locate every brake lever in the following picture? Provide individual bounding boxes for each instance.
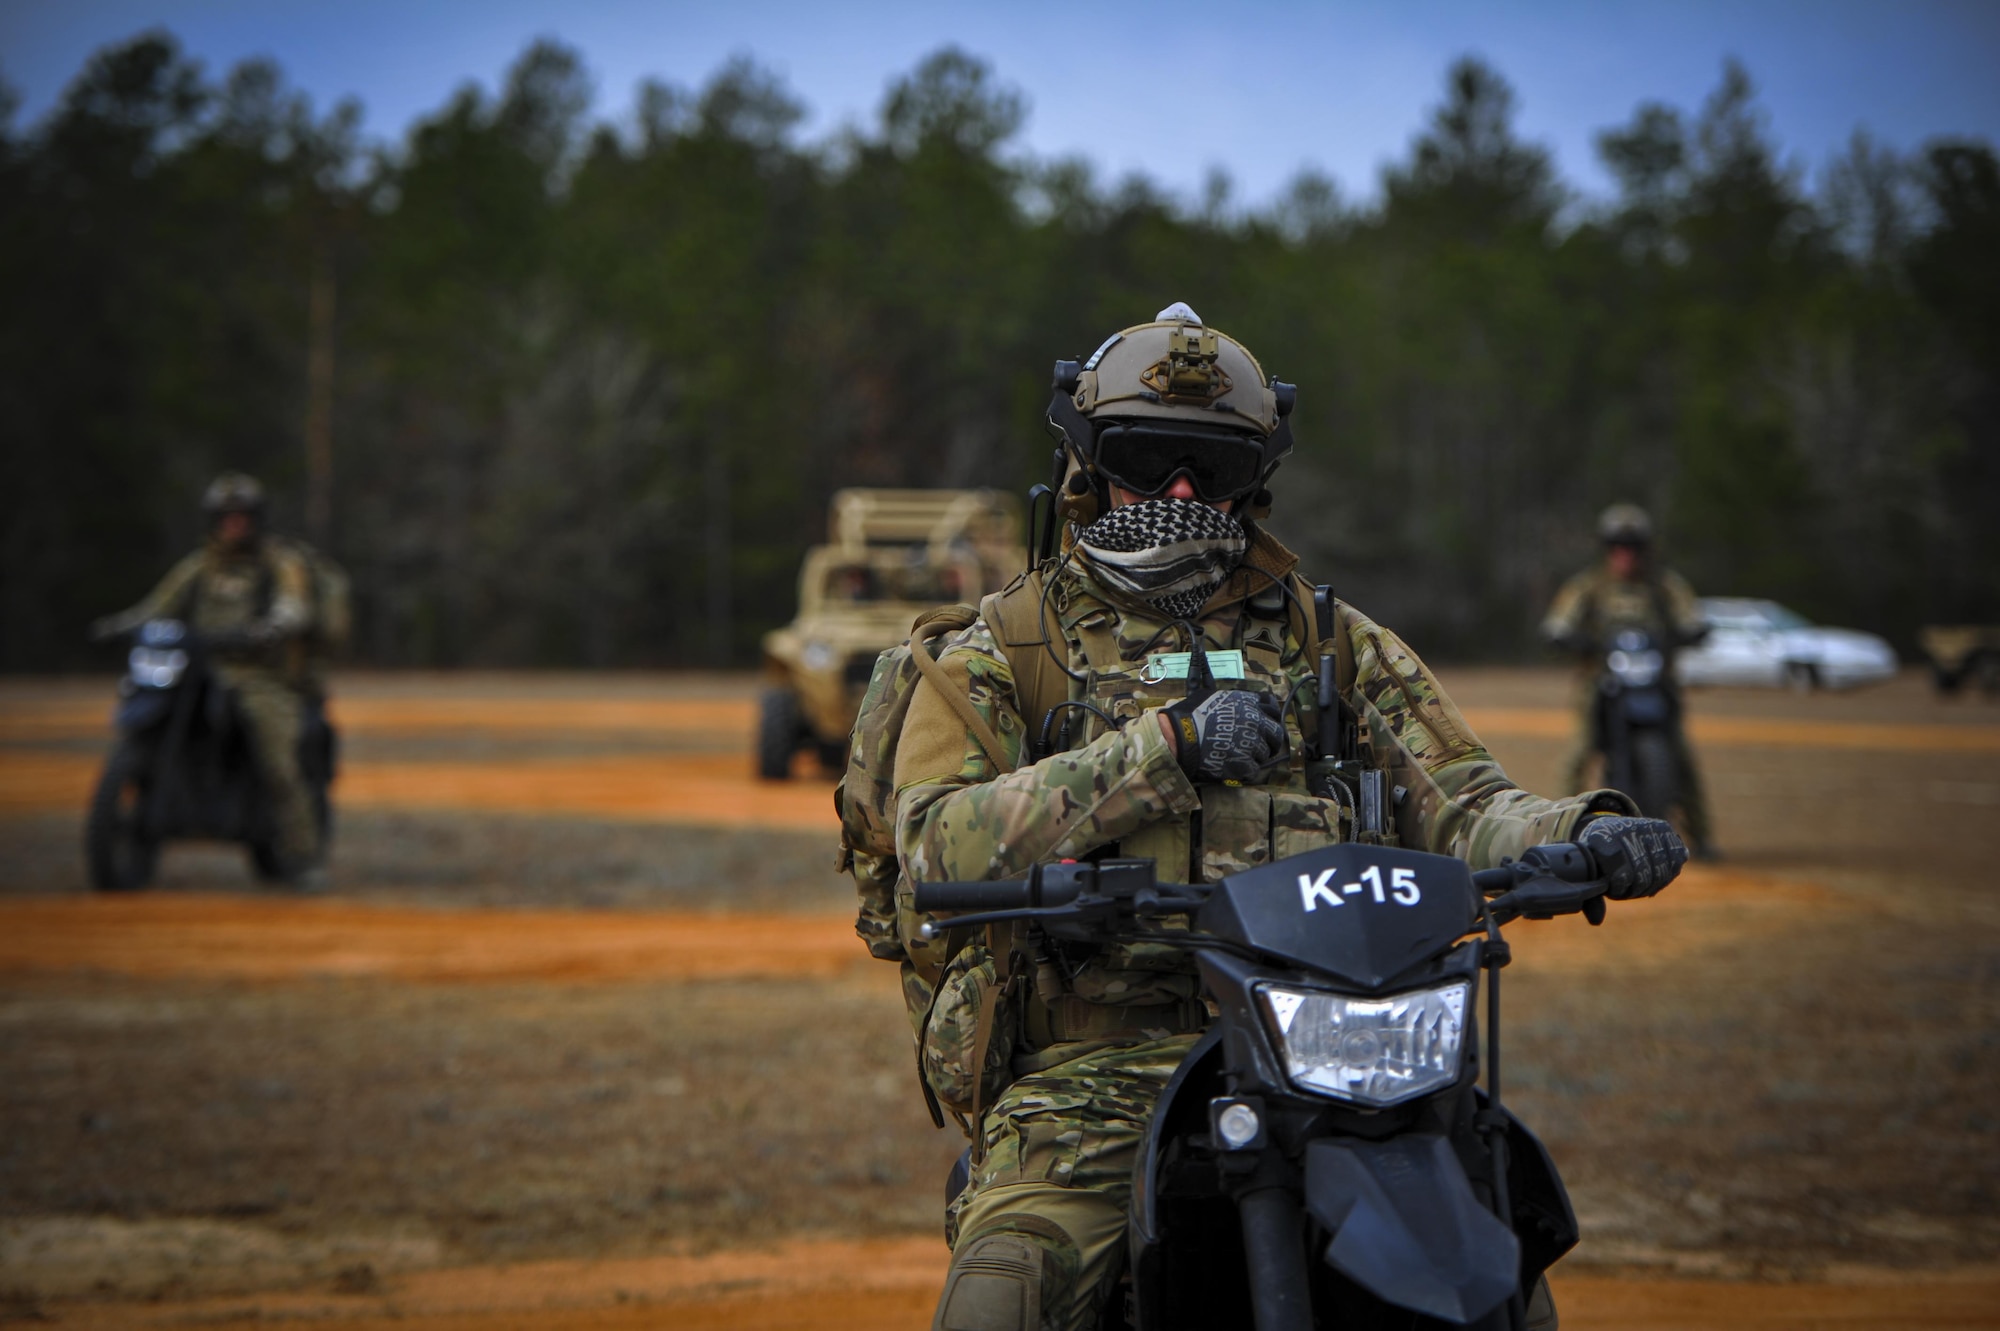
[1488,874,1609,926]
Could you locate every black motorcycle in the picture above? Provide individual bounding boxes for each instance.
[1590,627,1680,820]
[86,618,336,890]
[914,836,1628,1330]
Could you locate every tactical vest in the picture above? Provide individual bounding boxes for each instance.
[848,552,1363,1138]
[1574,569,1682,663]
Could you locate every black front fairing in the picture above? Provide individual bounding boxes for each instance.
[1123,843,1577,1328]
[1199,843,1480,989]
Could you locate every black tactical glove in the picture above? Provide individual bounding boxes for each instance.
[1578,815,1688,899]
[1164,690,1287,785]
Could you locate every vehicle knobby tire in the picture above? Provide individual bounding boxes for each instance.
[757,687,803,781]
[86,740,160,892]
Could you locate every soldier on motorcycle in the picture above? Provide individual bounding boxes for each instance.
[895,307,1687,1331]
[1541,503,1714,858]
[91,472,327,888]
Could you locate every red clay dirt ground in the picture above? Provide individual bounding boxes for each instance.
[1,667,1997,1328]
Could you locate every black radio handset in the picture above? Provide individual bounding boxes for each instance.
[1181,619,1217,705]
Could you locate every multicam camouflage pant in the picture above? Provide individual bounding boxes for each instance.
[1560,683,1711,851]
[226,669,319,870]
[939,1035,1195,1331]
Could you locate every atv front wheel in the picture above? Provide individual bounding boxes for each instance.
[86,742,159,891]
[757,688,804,781]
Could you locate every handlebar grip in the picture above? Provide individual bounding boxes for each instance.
[1525,842,1597,882]
[911,881,1034,913]
[1472,842,1599,896]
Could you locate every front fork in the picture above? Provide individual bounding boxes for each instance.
[1232,1153,1312,1331]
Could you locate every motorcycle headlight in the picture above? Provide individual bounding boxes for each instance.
[1256,981,1471,1108]
[128,646,188,690]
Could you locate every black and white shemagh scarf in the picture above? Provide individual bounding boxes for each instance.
[1074,497,1249,620]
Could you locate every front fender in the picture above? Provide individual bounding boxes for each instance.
[1305,1133,1519,1325]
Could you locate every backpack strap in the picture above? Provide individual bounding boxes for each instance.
[907,611,1013,775]
[981,569,1071,764]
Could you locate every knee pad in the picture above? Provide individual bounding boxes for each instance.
[932,1232,1047,1331]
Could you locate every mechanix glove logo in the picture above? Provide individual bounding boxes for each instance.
[1166,689,1288,786]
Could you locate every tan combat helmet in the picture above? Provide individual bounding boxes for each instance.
[1597,502,1653,547]
[202,471,268,520]
[1041,302,1296,532]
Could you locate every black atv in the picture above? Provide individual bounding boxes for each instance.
[86,619,336,890]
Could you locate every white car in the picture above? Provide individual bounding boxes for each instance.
[1676,598,1898,691]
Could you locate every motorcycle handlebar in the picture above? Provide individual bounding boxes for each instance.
[1472,841,1598,895]
[911,881,1038,913]
[916,848,1610,932]
[911,860,1139,916]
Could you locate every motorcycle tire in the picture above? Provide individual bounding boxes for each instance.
[248,840,287,883]
[86,741,160,892]
[1627,729,1679,821]
[756,687,803,781]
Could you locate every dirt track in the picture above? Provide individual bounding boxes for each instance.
[34,1236,2000,1331]
[3,668,1997,1327]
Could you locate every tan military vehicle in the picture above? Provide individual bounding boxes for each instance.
[1920,625,2000,696]
[758,488,1025,778]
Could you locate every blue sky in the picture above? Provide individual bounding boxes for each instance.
[3,0,1996,206]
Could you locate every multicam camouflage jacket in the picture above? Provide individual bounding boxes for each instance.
[892,529,1634,1103]
[1541,563,1706,657]
[99,536,316,682]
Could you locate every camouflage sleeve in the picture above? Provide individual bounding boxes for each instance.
[1538,571,1594,646]
[261,544,314,638]
[894,619,1200,883]
[1347,610,1634,870]
[97,552,206,636]
[1662,570,1706,644]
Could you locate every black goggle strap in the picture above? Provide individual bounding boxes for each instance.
[1045,387,1099,484]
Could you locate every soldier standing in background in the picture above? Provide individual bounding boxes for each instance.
[92,473,327,889]
[1541,503,1714,858]
[888,307,1688,1331]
